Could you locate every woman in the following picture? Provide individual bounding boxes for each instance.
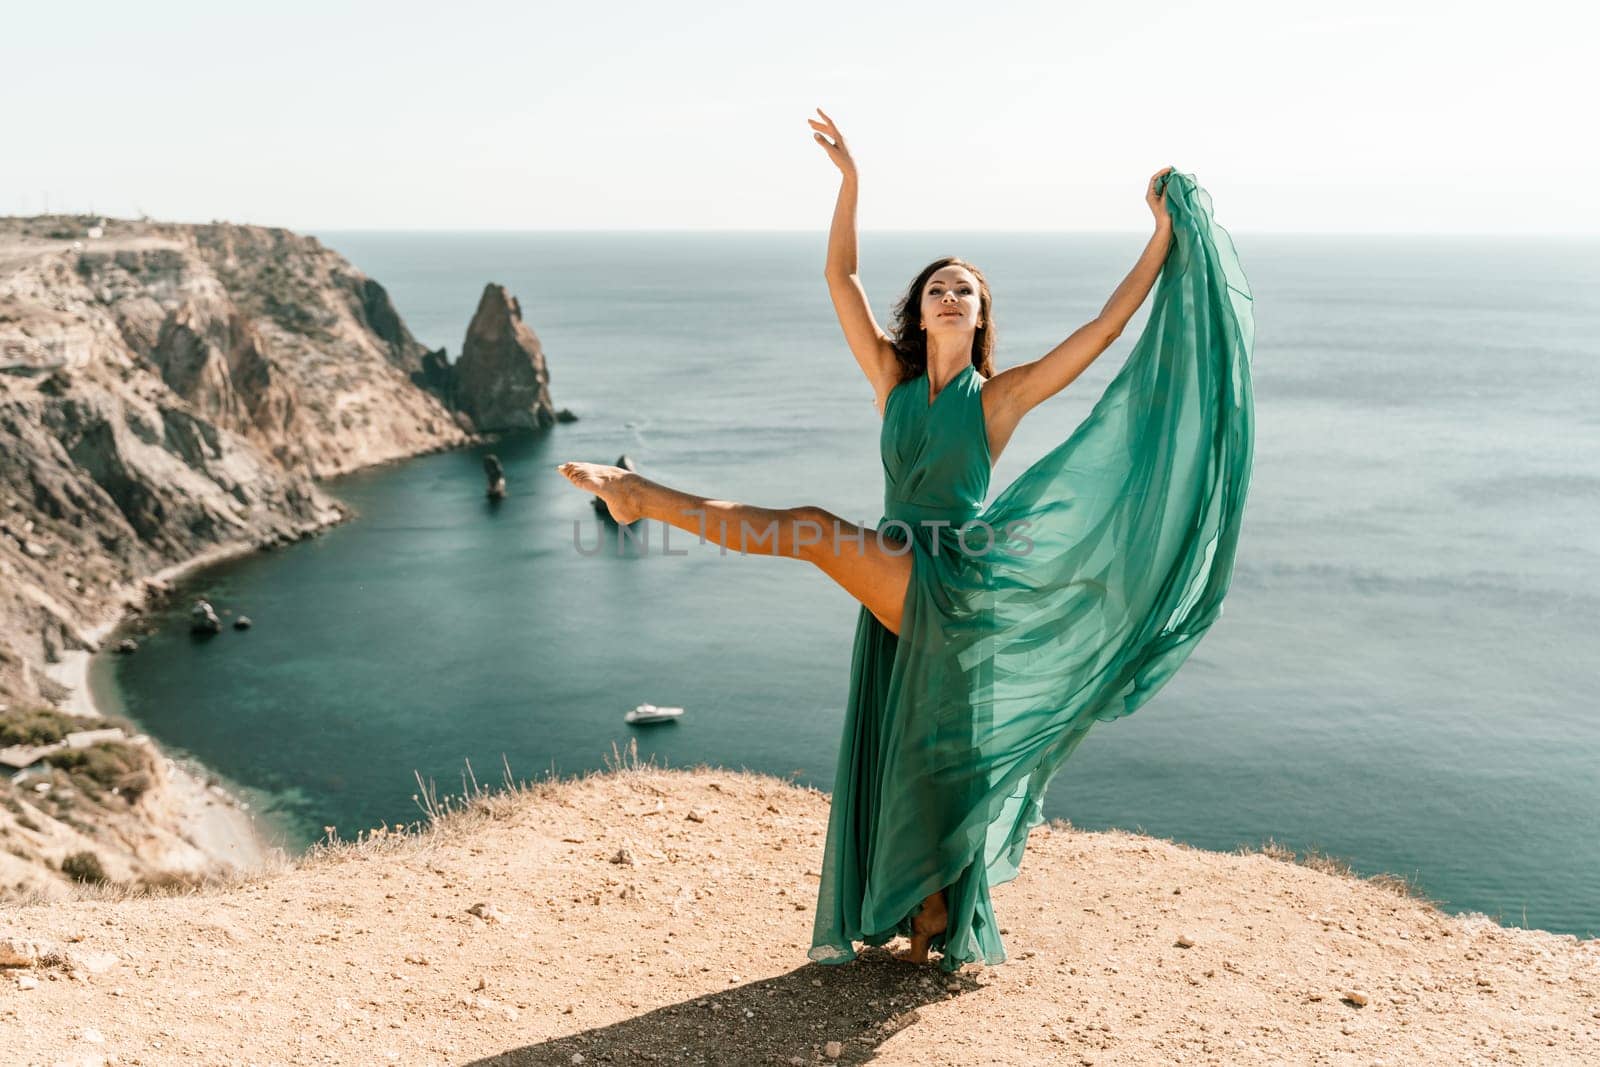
[557,108,1255,971]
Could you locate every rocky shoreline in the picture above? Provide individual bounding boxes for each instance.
[0,213,565,898]
[35,533,331,886]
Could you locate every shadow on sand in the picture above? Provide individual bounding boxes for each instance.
[462,946,978,1065]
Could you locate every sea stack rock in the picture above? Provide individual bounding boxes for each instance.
[483,454,506,500]
[190,599,222,635]
[453,284,556,432]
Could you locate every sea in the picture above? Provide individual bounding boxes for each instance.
[89,230,1600,939]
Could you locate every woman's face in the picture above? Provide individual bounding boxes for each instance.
[922,266,981,334]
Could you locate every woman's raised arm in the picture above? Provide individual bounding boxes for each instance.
[984,167,1176,441]
[810,109,899,413]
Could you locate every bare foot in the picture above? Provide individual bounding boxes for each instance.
[556,462,642,524]
[892,892,948,965]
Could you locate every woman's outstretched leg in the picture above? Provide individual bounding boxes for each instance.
[556,461,913,634]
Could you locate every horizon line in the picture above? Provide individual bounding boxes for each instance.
[306,227,1600,238]
[4,215,1595,239]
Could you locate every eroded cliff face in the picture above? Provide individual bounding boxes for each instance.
[59,222,464,475]
[0,215,480,891]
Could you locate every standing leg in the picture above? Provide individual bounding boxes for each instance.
[893,888,950,965]
[556,462,914,635]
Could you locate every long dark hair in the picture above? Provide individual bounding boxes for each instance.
[888,256,996,384]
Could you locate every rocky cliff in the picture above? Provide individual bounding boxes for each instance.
[0,214,494,896]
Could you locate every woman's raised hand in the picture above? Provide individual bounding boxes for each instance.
[1147,166,1175,228]
[808,108,857,179]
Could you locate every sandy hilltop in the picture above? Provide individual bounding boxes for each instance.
[0,214,563,898]
[1,757,1597,1065]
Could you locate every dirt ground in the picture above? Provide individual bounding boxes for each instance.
[2,761,1597,1065]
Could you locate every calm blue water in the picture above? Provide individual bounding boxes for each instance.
[96,232,1600,938]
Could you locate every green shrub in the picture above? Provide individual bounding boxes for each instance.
[61,850,108,884]
[0,706,80,746]
[45,742,153,802]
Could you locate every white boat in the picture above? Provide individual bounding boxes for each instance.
[625,703,684,725]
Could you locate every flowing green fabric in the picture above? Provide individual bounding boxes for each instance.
[809,170,1255,972]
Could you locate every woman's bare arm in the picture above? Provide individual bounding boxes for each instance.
[810,109,899,413]
[983,167,1175,450]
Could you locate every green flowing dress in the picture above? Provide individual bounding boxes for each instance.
[808,170,1256,972]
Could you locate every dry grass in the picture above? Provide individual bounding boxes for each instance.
[1237,834,1441,907]
[297,737,692,871]
[4,852,295,907]
[20,740,1450,923]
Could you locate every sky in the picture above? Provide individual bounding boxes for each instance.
[2,0,1592,234]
